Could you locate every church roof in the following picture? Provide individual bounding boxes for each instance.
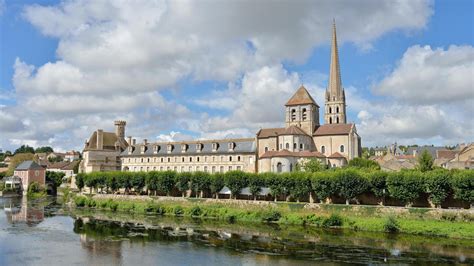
[327,20,344,100]
[285,85,319,107]
[84,131,120,151]
[15,160,44,171]
[313,123,354,136]
[257,126,309,138]
[260,149,325,159]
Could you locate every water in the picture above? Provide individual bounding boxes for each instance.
[0,197,472,265]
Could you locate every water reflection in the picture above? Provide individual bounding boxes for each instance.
[3,197,44,226]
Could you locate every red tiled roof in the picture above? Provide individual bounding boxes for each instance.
[257,128,286,138]
[313,123,353,136]
[328,152,345,158]
[260,149,325,159]
[436,150,457,159]
[285,85,319,107]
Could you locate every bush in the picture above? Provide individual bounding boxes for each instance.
[224,171,248,199]
[451,170,473,205]
[261,210,281,223]
[0,181,4,191]
[383,216,400,233]
[387,171,424,206]
[174,206,184,216]
[74,196,88,207]
[322,214,343,227]
[189,206,202,217]
[349,158,380,170]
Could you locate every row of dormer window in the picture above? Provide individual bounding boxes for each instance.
[129,142,238,154]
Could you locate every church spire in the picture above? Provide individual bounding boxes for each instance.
[327,19,343,100]
[324,20,347,124]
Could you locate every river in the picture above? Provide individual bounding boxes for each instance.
[0,197,472,265]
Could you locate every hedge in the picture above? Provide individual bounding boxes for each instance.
[75,168,474,208]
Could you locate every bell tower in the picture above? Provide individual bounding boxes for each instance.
[285,85,320,135]
[324,20,347,124]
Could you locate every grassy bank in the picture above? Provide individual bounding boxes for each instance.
[72,195,474,239]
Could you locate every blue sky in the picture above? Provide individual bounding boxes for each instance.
[0,0,473,152]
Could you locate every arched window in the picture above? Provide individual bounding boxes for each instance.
[141,158,144,163]
[189,157,192,162]
[204,166,208,172]
[291,109,296,121]
[321,146,325,154]
[336,117,339,123]
[329,117,332,124]
[285,143,290,149]
[197,157,200,162]
[329,107,332,114]
[293,143,297,149]
[276,162,283,173]
[290,163,293,172]
[229,156,232,162]
[264,146,268,152]
[300,143,303,150]
[237,156,241,161]
[336,106,339,113]
[302,108,307,120]
[147,158,150,163]
[220,166,224,173]
[161,158,163,163]
[182,157,184,162]
[212,166,216,173]
[340,145,345,153]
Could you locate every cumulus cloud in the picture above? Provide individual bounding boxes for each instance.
[374,45,474,104]
[2,0,436,150]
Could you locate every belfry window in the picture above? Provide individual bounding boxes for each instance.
[302,108,307,120]
[291,109,296,121]
[293,143,297,149]
[329,117,332,124]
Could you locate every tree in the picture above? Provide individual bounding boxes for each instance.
[46,171,65,194]
[73,160,81,174]
[14,145,35,154]
[265,173,284,202]
[209,173,225,199]
[387,171,424,206]
[451,170,473,206]
[35,146,54,153]
[76,173,85,191]
[191,171,210,198]
[289,172,311,202]
[6,153,35,176]
[131,172,146,193]
[299,158,324,172]
[48,156,63,163]
[418,150,434,172]
[224,171,248,199]
[248,173,264,200]
[311,172,338,203]
[175,172,190,197]
[348,158,380,170]
[425,169,451,208]
[157,171,176,196]
[336,169,369,205]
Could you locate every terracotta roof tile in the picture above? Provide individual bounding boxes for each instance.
[328,152,345,158]
[313,123,353,136]
[257,128,286,138]
[285,85,319,107]
[436,150,457,159]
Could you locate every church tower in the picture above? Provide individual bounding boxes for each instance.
[285,85,320,135]
[324,21,347,124]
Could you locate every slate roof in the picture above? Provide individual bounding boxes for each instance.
[285,85,319,107]
[121,138,256,157]
[15,160,44,171]
[260,149,325,159]
[406,146,445,158]
[313,123,353,136]
[84,131,120,151]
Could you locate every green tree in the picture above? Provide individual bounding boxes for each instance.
[425,169,452,207]
[14,145,35,154]
[248,173,264,200]
[35,146,54,153]
[175,172,190,197]
[418,150,434,172]
[191,171,210,198]
[451,170,473,206]
[311,171,338,203]
[289,172,311,202]
[387,171,424,206]
[209,173,225,199]
[105,173,119,193]
[224,171,248,199]
[158,171,176,196]
[336,169,369,205]
[265,173,284,202]
[46,171,65,194]
[75,173,85,191]
[299,158,324,172]
[131,172,146,193]
[348,157,380,170]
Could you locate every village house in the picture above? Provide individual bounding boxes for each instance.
[13,160,46,194]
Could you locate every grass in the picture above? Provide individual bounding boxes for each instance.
[71,195,474,239]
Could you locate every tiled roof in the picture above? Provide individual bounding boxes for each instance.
[15,160,44,171]
[260,149,325,159]
[121,138,256,157]
[436,150,457,159]
[285,85,319,107]
[327,152,345,158]
[257,128,286,138]
[48,162,70,169]
[313,123,353,136]
[84,131,127,151]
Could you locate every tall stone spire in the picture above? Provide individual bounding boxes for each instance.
[327,19,343,100]
[324,20,347,124]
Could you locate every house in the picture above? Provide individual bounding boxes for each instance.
[65,151,81,162]
[442,143,474,170]
[47,161,78,178]
[47,152,66,161]
[13,160,46,194]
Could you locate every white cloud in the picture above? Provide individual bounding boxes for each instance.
[374,45,474,104]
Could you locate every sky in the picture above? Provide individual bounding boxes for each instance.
[0,0,473,152]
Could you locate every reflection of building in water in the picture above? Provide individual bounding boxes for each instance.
[79,233,123,265]
[4,197,44,226]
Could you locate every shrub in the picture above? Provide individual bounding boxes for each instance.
[261,210,281,223]
[174,206,184,216]
[27,181,43,194]
[348,158,380,170]
[190,206,202,217]
[322,214,343,227]
[74,196,87,207]
[0,181,4,191]
[175,172,191,197]
[418,150,434,172]
[383,216,400,233]
[451,170,473,205]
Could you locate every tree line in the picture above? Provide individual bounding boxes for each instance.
[75,168,473,208]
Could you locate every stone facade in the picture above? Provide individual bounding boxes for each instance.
[13,161,46,194]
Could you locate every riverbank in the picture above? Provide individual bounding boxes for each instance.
[71,194,474,239]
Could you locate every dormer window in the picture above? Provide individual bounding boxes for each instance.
[167,144,174,153]
[181,144,188,153]
[196,143,203,152]
[153,145,160,154]
[128,146,133,154]
[228,142,235,151]
[140,145,146,154]
[212,143,219,152]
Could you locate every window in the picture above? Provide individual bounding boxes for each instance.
[290,163,293,172]
[196,166,200,171]
[329,107,332,113]
[228,166,232,171]
[160,166,163,171]
[229,156,232,162]
[147,158,150,163]
[321,146,325,154]
[237,166,241,170]
[293,143,297,149]
[302,108,307,120]
[279,144,282,150]
[220,166,224,173]
[285,143,289,149]
[161,158,164,163]
[197,157,200,162]
[204,166,208,172]
[167,158,170,162]
[264,147,268,152]
[276,162,282,173]
[174,166,177,171]
[336,117,339,123]
[300,143,303,150]
[190,157,192,162]
[291,109,296,121]
[340,145,345,153]
[336,106,339,113]
[329,117,332,124]
[212,166,216,173]
[237,156,241,161]
[182,157,184,162]
[188,166,192,171]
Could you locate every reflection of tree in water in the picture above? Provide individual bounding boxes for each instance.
[3,197,44,226]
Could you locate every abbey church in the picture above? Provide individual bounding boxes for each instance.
[80,23,361,174]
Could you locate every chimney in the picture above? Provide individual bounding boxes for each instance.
[132,138,136,145]
[143,139,148,145]
[127,136,132,146]
[97,129,104,150]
